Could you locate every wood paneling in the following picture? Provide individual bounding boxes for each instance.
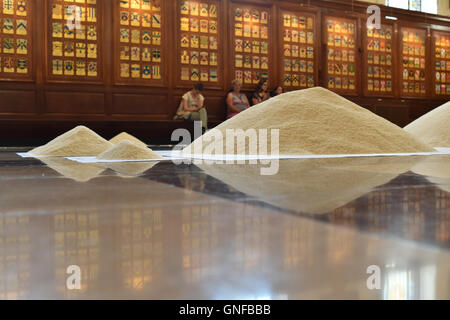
[202,95,227,121]
[322,14,360,95]
[0,0,34,81]
[111,93,168,115]
[44,91,105,114]
[0,90,36,113]
[1,0,450,145]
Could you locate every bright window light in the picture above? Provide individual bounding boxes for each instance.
[385,0,437,14]
[422,1,438,14]
[386,0,409,10]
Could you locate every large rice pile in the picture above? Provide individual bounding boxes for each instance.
[97,140,162,160]
[29,126,112,156]
[404,101,450,147]
[184,87,432,155]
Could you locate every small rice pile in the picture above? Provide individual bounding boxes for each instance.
[29,126,112,156]
[97,140,162,160]
[110,132,148,148]
[404,101,450,147]
[184,87,432,155]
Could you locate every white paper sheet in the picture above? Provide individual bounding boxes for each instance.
[17,152,42,158]
[17,147,450,164]
[17,150,176,159]
[65,156,186,164]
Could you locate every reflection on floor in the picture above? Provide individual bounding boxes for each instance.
[0,151,450,299]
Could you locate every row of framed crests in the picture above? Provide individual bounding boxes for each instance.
[0,0,449,98]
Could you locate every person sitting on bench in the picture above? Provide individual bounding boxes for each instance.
[174,83,208,131]
[226,79,251,119]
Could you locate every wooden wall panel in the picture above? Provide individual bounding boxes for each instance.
[0,0,450,144]
[177,0,223,89]
[399,26,428,98]
[322,14,359,95]
[0,0,34,81]
[0,90,36,113]
[113,0,165,86]
[203,95,227,121]
[431,30,450,97]
[229,1,273,89]
[278,6,320,89]
[362,21,396,97]
[44,91,105,114]
[111,93,168,115]
[46,0,103,82]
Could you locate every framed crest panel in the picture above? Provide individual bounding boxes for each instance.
[324,16,359,95]
[47,0,103,82]
[0,0,33,81]
[363,22,396,97]
[115,0,165,85]
[230,3,272,89]
[432,30,450,97]
[178,0,222,88]
[279,8,318,90]
[399,27,427,98]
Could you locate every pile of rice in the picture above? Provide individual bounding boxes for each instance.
[184,87,432,155]
[404,101,450,147]
[29,126,112,156]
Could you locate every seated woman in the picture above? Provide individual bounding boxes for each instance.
[251,79,270,105]
[226,80,251,119]
[271,85,284,97]
[174,83,208,130]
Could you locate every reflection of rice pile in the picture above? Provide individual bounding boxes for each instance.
[185,87,432,155]
[412,156,450,193]
[110,132,148,148]
[404,101,450,147]
[105,162,159,177]
[97,140,162,160]
[40,157,105,182]
[198,157,416,214]
[29,126,112,156]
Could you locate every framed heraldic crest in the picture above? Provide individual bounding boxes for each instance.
[400,27,427,97]
[47,0,102,82]
[280,8,318,90]
[432,30,450,97]
[116,0,164,85]
[363,22,395,96]
[324,16,358,95]
[231,3,271,88]
[0,0,33,81]
[178,0,221,88]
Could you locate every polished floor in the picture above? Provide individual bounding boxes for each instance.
[1,150,450,299]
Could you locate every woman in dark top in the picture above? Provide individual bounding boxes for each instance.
[251,79,270,105]
[271,85,283,97]
[226,80,251,119]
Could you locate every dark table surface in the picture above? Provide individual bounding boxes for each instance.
[1,150,449,299]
